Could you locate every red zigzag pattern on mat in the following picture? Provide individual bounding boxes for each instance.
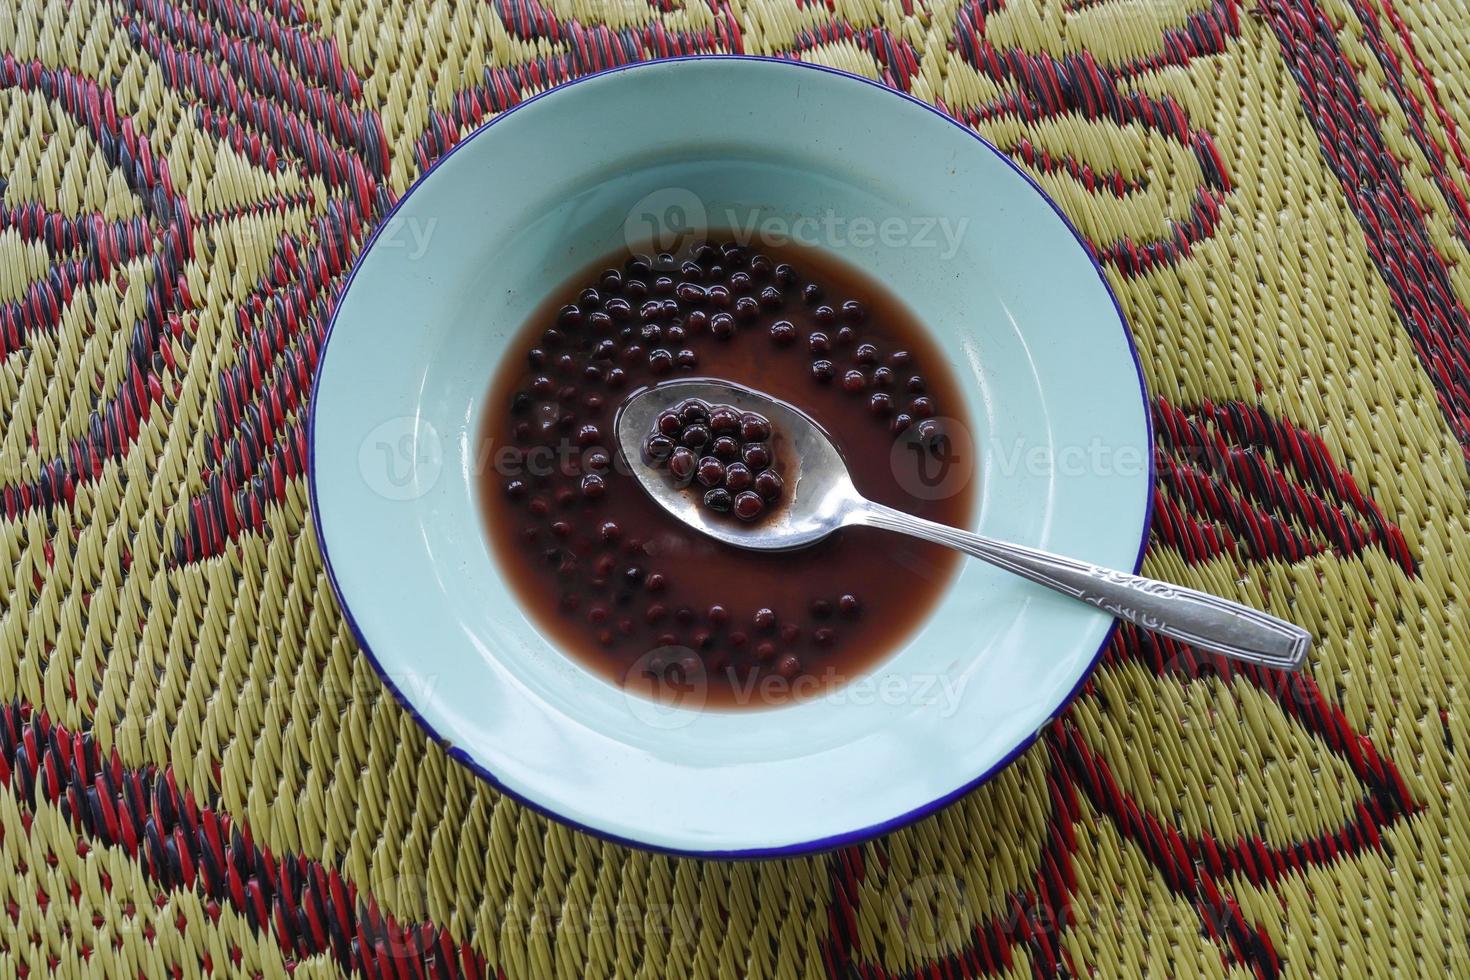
[0,701,489,979]
[819,621,1420,980]
[1264,0,1470,460]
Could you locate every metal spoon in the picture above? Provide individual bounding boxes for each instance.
[616,378,1311,671]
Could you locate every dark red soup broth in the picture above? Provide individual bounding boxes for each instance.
[478,239,976,708]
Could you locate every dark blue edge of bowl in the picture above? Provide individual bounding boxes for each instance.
[306,55,1156,861]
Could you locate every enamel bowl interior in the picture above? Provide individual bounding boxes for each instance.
[310,57,1151,856]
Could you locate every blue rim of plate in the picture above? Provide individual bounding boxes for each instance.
[307,54,1156,860]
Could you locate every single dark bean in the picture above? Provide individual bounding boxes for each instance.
[646,435,675,460]
[809,331,831,353]
[839,594,862,618]
[581,473,605,498]
[653,276,675,295]
[910,396,935,418]
[707,284,731,307]
[729,271,752,291]
[697,456,726,487]
[758,286,783,309]
[676,349,697,368]
[733,490,764,521]
[754,468,784,501]
[812,359,834,383]
[712,435,740,459]
[734,296,760,321]
[842,369,867,394]
[740,414,771,441]
[681,424,711,449]
[855,343,879,364]
[668,447,696,480]
[711,313,735,339]
[741,443,771,469]
[869,392,893,417]
[810,598,833,619]
[770,320,797,345]
[841,299,867,324]
[754,608,776,631]
[676,282,706,303]
[648,348,674,374]
[724,462,753,491]
[557,304,583,328]
[703,487,732,513]
[749,254,773,278]
[709,408,741,434]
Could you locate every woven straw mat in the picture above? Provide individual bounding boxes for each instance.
[1,0,1468,976]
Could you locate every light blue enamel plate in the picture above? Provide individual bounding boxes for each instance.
[310,57,1152,857]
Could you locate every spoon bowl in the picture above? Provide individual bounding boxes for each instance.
[615,378,860,550]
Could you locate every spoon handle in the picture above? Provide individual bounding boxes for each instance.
[855,502,1311,671]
